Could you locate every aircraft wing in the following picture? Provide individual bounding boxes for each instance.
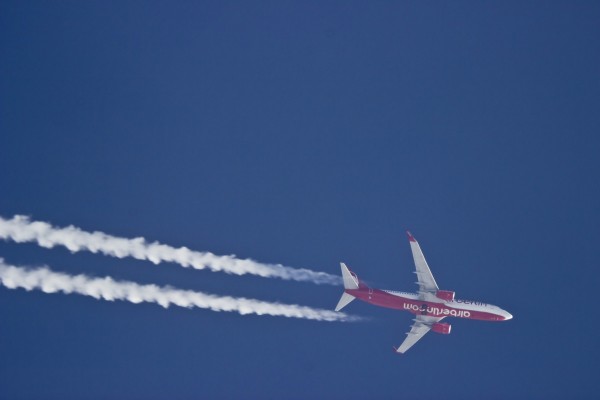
[407,231,439,296]
[394,315,444,354]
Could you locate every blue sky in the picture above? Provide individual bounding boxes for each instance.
[1,1,599,399]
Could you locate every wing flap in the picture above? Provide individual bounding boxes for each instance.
[394,315,444,354]
[407,231,439,296]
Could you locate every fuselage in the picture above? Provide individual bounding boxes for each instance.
[346,287,512,321]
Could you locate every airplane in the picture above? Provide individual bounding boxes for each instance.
[335,231,512,354]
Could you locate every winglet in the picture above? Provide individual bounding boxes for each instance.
[392,346,402,355]
[407,231,416,242]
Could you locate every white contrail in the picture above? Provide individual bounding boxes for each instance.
[0,215,341,285]
[0,259,357,322]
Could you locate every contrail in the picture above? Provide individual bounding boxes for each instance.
[0,215,341,285]
[0,259,357,322]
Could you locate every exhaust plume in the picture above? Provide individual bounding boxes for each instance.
[0,215,341,285]
[0,259,357,322]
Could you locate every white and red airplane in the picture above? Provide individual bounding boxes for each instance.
[335,231,512,354]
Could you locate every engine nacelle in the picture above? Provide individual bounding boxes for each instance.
[431,322,452,334]
[436,290,455,301]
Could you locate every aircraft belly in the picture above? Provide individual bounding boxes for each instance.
[349,290,504,321]
[399,300,501,320]
[371,292,409,310]
[351,289,412,310]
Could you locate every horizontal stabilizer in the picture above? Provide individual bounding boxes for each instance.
[335,292,356,312]
[340,262,359,289]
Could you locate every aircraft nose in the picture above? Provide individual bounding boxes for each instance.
[502,310,513,320]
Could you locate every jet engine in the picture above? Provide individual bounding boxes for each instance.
[435,290,455,301]
[431,322,452,334]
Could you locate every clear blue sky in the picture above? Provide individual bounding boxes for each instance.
[1,2,599,399]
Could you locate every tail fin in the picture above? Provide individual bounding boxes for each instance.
[335,263,358,311]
